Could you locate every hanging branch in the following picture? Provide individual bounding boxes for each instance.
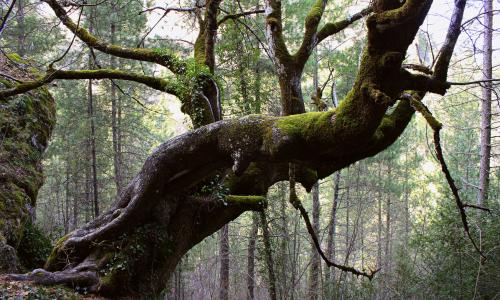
[288,164,378,279]
[0,0,17,36]
[407,95,488,260]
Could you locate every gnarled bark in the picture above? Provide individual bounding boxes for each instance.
[5,0,458,297]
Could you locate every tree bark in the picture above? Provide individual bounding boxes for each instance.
[308,53,321,299]
[218,224,229,300]
[259,210,277,300]
[87,15,99,218]
[110,13,123,197]
[16,0,25,57]
[477,0,492,209]
[326,171,341,284]
[308,182,321,300]
[246,213,258,300]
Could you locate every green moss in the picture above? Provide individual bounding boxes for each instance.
[193,31,206,64]
[305,0,324,27]
[44,234,69,270]
[276,110,336,140]
[5,53,24,64]
[225,195,266,206]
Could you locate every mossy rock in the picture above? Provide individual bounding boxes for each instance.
[0,51,56,273]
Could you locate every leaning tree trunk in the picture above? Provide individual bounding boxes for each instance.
[8,1,444,297]
[0,52,55,272]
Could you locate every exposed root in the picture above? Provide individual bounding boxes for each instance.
[7,268,98,290]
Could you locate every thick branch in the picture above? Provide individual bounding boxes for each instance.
[204,0,221,73]
[316,7,373,45]
[294,0,327,62]
[264,0,292,68]
[0,69,179,98]
[433,0,467,81]
[43,0,185,73]
[373,0,432,32]
[402,71,450,95]
[217,9,265,26]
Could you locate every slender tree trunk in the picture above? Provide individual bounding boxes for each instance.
[377,166,383,269]
[403,151,410,247]
[110,15,123,197]
[84,153,91,224]
[259,210,277,300]
[345,174,350,266]
[72,168,78,230]
[308,182,321,300]
[16,0,25,57]
[64,160,70,234]
[308,51,321,300]
[326,171,341,283]
[376,166,383,300]
[384,165,392,295]
[477,0,492,210]
[290,218,299,300]
[219,224,229,300]
[247,213,258,300]
[87,16,99,218]
[278,182,289,299]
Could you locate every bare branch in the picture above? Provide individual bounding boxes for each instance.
[463,203,492,213]
[140,6,196,15]
[0,0,16,36]
[408,95,487,260]
[448,79,500,86]
[287,169,378,279]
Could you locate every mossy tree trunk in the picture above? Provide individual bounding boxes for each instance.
[0,0,464,297]
[0,52,55,273]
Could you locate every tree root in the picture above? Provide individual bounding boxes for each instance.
[7,268,98,290]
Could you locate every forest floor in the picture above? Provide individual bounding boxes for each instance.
[0,276,105,299]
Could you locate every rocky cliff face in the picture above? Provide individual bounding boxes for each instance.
[0,52,55,272]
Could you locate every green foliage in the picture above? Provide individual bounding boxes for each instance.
[17,221,52,270]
